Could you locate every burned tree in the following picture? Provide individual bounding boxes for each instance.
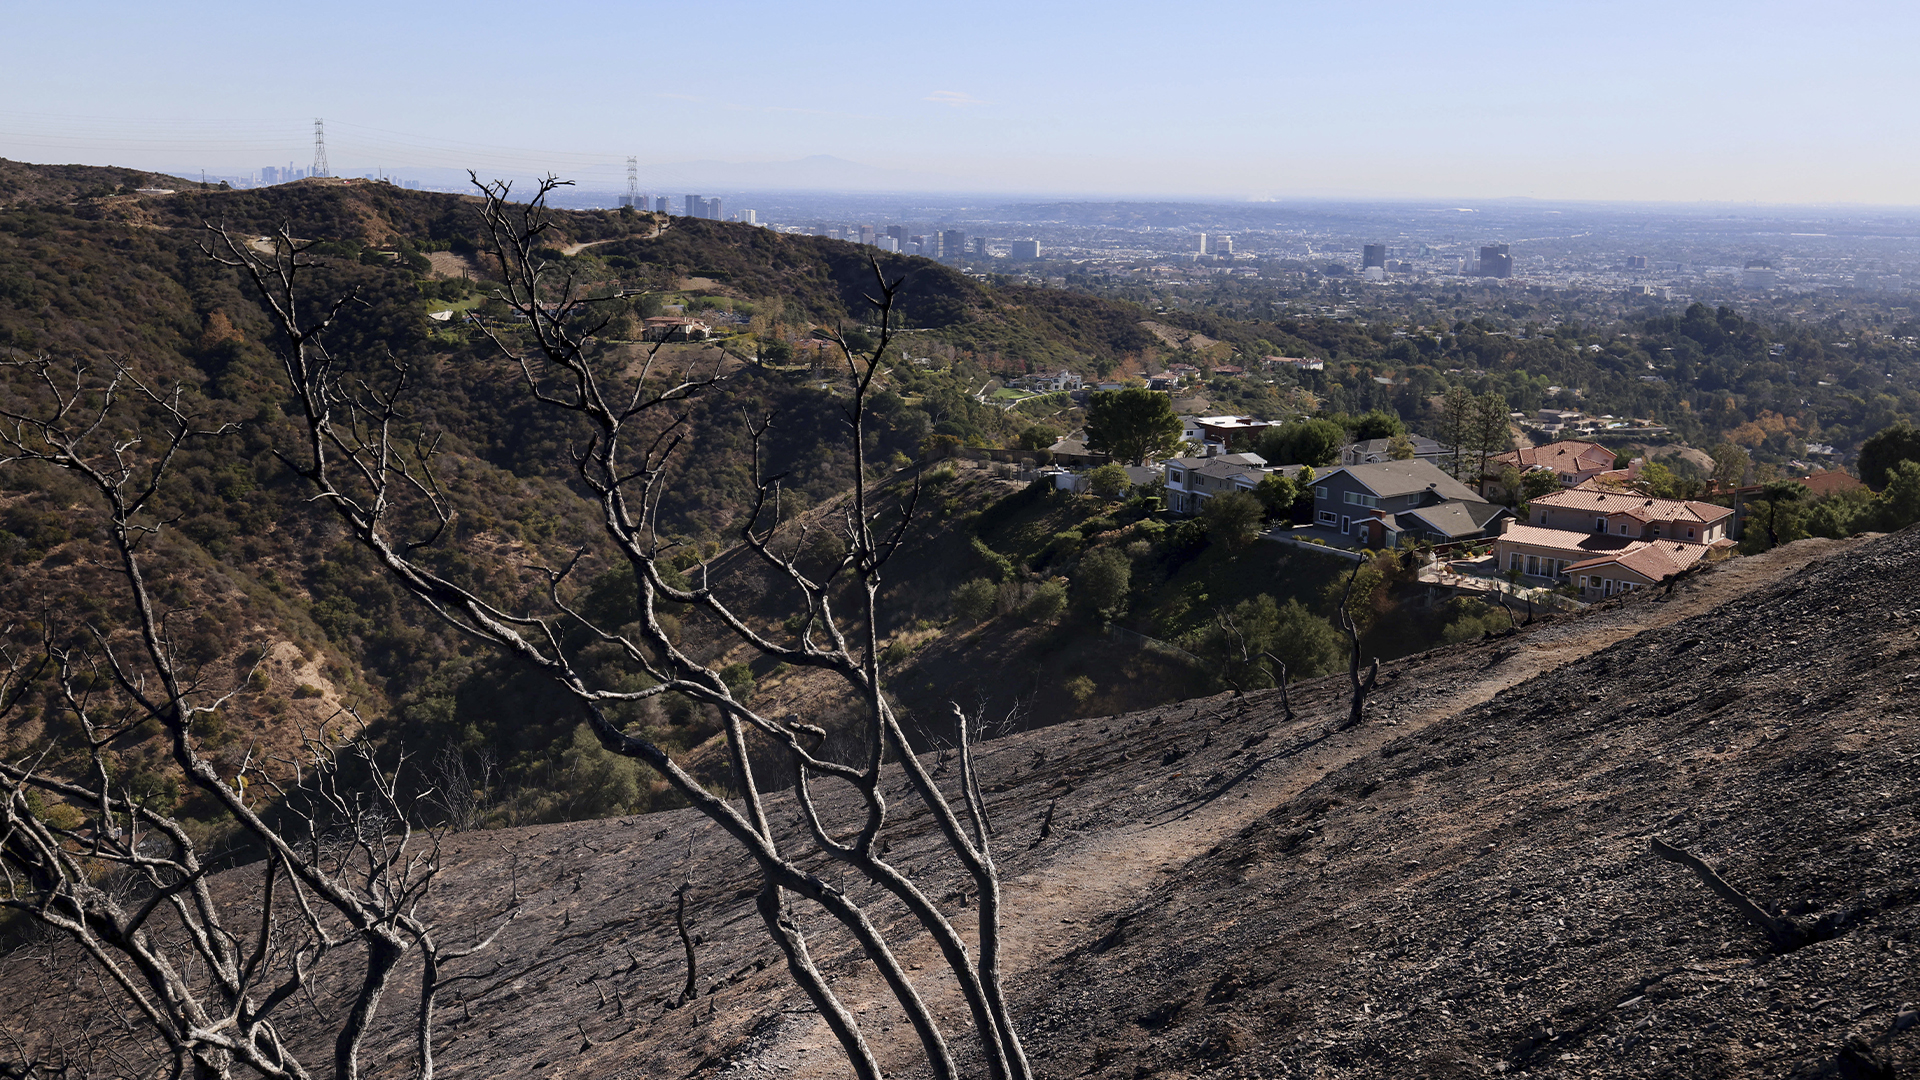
[0,362,514,1079]
[207,176,1031,1080]
[1332,561,1380,732]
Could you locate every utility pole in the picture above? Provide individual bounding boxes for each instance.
[625,156,639,208]
[312,118,330,179]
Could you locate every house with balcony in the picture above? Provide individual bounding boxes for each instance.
[1493,487,1734,599]
[1309,460,1508,547]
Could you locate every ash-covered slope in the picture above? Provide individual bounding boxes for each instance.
[1025,529,1920,1080]
[2,532,1914,1080]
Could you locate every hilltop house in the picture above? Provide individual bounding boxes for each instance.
[1264,356,1325,373]
[1310,460,1509,547]
[1730,470,1866,539]
[1163,452,1304,516]
[1013,369,1083,392]
[641,316,712,342]
[1337,434,1451,468]
[1483,439,1620,499]
[1184,415,1277,454]
[1493,486,1734,599]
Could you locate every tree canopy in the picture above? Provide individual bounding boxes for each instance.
[1859,421,1920,490]
[1258,418,1344,467]
[1084,387,1183,465]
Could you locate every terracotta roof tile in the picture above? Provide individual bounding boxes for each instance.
[1532,488,1733,525]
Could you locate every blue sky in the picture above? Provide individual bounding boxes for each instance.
[4,0,1916,203]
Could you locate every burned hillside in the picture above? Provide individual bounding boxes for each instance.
[2,531,1915,1080]
[1022,529,1920,1080]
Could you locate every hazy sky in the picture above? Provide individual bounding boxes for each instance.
[4,0,1916,204]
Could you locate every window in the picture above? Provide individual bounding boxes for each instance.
[1687,527,1696,538]
[1342,492,1378,508]
[1315,485,1328,499]
[1510,552,1523,571]
[1317,510,1337,524]
[1595,517,1607,532]
[1578,575,1589,590]
[1618,523,1630,535]
[1540,511,1548,525]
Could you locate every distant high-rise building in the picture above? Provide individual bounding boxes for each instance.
[1363,244,1387,269]
[972,236,987,256]
[1478,244,1513,278]
[706,197,722,221]
[886,225,906,242]
[859,225,877,246]
[738,209,758,226]
[1213,234,1233,257]
[941,229,965,259]
[1626,255,1648,270]
[654,196,669,214]
[684,195,704,218]
[1197,232,1208,254]
[1010,239,1041,259]
[877,237,899,252]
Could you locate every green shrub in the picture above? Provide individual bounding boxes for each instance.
[1022,580,1068,624]
[951,578,997,623]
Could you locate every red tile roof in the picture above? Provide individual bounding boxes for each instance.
[1494,440,1615,472]
[1567,541,1710,581]
[1532,488,1733,526]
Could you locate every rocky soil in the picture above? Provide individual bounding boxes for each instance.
[4,530,1915,1079]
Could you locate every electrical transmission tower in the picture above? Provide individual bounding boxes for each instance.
[625,156,639,208]
[312,118,330,179]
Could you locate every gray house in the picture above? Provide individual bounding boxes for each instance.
[1311,460,1509,547]
[1337,434,1452,468]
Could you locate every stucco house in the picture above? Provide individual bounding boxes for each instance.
[641,316,712,342]
[1483,439,1618,499]
[1493,487,1734,599]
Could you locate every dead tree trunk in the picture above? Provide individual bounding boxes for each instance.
[209,179,1033,1080]
[1648,837,1811,952]
[1261,651,1295,723]
[1333,562,1379,732]
[0,360,514,1080]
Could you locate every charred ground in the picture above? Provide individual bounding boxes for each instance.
[5,529,1914,1079]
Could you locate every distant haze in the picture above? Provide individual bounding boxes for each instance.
[5,0,1918,205]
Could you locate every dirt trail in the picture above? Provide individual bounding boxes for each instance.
[721,537,1858,1078]
[997,539,1852,968]
[560,222,662,256]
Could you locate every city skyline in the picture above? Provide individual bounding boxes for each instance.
[4,0,1917,206]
